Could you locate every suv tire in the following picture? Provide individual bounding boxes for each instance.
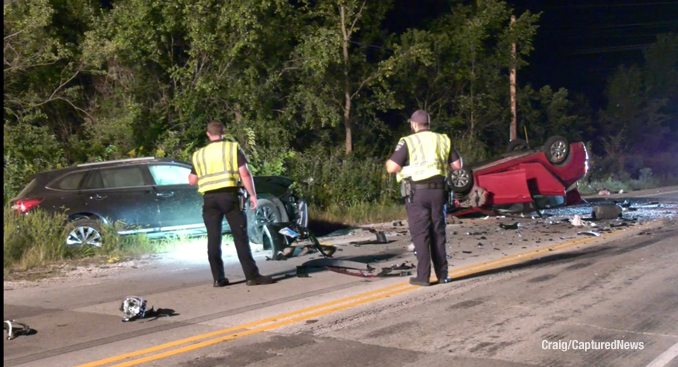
[66,219,103,247]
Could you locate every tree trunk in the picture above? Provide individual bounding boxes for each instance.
[509,15,518,142]
[340,5,353,154]
[470,44,476,137]
[344,105,352,154]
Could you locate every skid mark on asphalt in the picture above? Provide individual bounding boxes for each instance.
[447,298,485,310]
[363,321,418,339]
[527,274,558,283]
[564,261,595,271]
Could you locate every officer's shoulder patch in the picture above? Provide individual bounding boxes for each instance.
[395,141,405,151]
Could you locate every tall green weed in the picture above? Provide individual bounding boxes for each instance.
[4,205,69,271]
[4,205,159,274]
[287,146,400,209]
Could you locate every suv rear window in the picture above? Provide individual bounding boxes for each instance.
[87,166,147,189]
[48,171,87,190]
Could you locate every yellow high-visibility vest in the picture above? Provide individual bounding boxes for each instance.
[192,141,240,194]
[395,131,451,183]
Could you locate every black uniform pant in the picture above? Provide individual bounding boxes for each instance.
[202,191,259,281]
[406,188,448,282]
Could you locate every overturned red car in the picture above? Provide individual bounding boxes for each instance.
[448,136,589,215]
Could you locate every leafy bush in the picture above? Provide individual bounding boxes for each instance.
[452,133,490,165]
[287,145,400,209]
[3,123,66,203]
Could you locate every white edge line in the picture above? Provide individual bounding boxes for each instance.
[645,341,678,367]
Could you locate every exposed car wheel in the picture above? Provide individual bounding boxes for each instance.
[449,168,474,193]
[507,139,529,152]
[66,219,103,247]
[247,199,283,245]
[544,136,570,165]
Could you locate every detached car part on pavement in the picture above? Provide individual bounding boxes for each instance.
[9,157,308,246]
[447,136,588,216]
[4,320,31,340]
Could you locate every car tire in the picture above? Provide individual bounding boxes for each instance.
[66,219,103,247]
[544,136,570,165]
[449,168,474,193]
[507,139,529,153]
[246,198,283,245]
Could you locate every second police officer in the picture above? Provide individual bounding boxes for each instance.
[385,110,462,286]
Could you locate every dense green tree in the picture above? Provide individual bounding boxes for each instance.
[4,0,96,198]
[283,0,432,154]
[4,0,676,204]
[599,34,678,176]
[385,0,539,161]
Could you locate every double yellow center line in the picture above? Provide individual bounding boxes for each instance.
[78,222,656,367]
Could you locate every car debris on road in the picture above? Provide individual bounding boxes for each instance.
[4,320,31,340]
[577,231,601,237]
[592,205,623,220]
[499,222,520,230]
[265,223,335,260]
[350,231,390,245]
[295,259,415,278]
[120,296,148,322]
[571,215,583,226]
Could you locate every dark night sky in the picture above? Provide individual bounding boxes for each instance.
[509,0,678,109]
[389,0,678,110]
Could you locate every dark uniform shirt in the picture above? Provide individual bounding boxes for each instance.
[190,140,249,193]
[388,130,460,184]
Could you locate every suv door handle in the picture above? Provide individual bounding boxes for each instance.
[156,191,174,198]
[92,194,107,200]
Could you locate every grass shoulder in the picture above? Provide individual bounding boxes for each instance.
[578,176,678,196]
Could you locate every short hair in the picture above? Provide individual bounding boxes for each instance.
[409,110,431,127]
[207,121,225,136]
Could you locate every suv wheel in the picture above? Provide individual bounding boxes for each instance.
[66,219,103,247]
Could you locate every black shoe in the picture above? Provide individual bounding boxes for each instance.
[213,278,230,287]
[436,277,452,284]
[246,275,275,286]
[409,277,431,287]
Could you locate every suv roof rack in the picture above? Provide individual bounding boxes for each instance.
[77,157,156,167]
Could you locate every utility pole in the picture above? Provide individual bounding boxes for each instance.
[509,15,518,142]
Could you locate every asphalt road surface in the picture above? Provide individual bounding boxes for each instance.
[4,187,678,367]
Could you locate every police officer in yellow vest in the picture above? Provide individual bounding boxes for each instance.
[386,110,462,286]
[188,121,274,287]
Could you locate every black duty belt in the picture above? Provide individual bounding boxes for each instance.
[412,182,446,190]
